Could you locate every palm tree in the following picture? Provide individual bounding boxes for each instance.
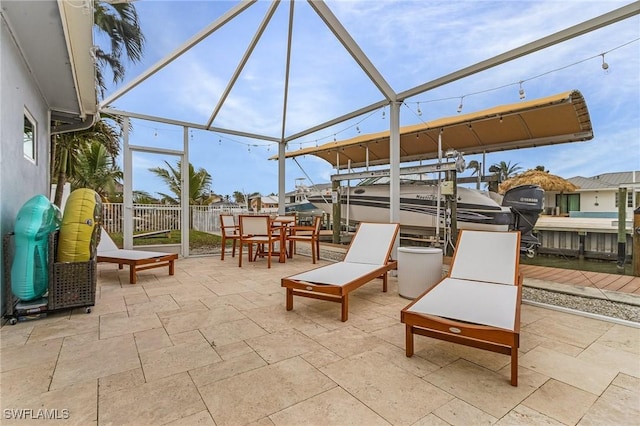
[70,141,122,201]
[487,161,522,192]
[148,160,213,205]
[466,159,482,189]
[52,117,122,206]
[233,191,245,205]
[51,1,144,206]
[93,0,145,98]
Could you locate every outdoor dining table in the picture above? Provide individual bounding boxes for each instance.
[270,217,296,263]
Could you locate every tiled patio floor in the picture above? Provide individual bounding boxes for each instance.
[1,252,639,425]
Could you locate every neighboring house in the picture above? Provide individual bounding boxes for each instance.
[249,195,279,212]
[556,171,639,218]
[539,171,639,217]
[1,1,97,314]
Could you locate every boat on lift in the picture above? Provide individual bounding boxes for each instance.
[307,177,544,255]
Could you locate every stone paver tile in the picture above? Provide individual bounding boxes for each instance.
[269,387,389,426]
[199,357,335,425]
[424,359,540,418]
[6,380,97,426]
[213,340,256,360]
[199,293,259,311]
[124,293,150,305]
[99,372,205,425]
[300,346,342,369]
[140,330,221,382]
[200,318,267,347]
[246,328,325,364]
[411,413,451,426]
[578,341,640,378]
[0,361,56,409]
[50,334,139,390]
[26,315,98,343]
[164,410,215,425]
[190,351,268,389]
[519,346,618,395]
[322,350,452,425]
[134,327,173,354]
[494,405,564,425]
[611,373,639,392]
[243,304,319,333]
[596,324,640,355]
[99,312,162,339]
[522,379,597,425]
[522,316,609,349]
[313,326,389,358]
[0,338,62,372]
[578,383,640,425]
[159,305,245,335]
[0,323,34,348]
[127,294,180,316]
[98,368,145,395]
[73,295,126,316]
[432,398,497,425]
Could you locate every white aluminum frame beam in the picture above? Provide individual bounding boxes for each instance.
[206,0,280,128]
[308,0,396,102]
[330,162,458,182]
[100,0,257,107]
[101,107,280,143]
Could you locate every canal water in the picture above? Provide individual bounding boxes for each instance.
[520,254,635,276]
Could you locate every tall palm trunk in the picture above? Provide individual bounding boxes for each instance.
[54,148,68,208]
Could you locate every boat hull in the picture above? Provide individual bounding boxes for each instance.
[308,184,512,233]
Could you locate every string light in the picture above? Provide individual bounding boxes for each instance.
[356,126,360,133]
[457,97,464,113]
[601,53,609,72]
[417,102,422,116]
[518,81,526,100]
[381,108,386,119]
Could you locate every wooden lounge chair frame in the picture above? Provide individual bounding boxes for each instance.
[282,222,399,322]
[401,230,523,386]
[97,228,178,284]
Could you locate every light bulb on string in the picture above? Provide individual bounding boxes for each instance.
[356,126,360,133]
[518,81,526,100]
[601,53,609,73]
[417,102,422,116]
[333,134,337,142]
[457,97,464,113]
[154,129,158,138]
[218,139,221,145]
[381,108,386,119]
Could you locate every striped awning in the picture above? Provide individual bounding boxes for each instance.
[280,90,593,169]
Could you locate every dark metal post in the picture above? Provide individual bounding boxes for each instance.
[617,187,627,268]
[633,206,640,277]
[332,180,341,244]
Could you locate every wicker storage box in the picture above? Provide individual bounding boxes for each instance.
[47,232,97,311]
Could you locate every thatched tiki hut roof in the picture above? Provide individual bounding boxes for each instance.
[498,169,579,194]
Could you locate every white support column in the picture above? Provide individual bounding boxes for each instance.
[389,101,401,258]
[123,116,133,250]
[389,101,401,224]
[182,127,190,257]
[278,141,286,215]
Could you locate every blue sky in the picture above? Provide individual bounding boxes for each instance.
[100,0,640,199]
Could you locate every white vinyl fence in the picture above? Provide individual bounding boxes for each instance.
[102,203,249,235]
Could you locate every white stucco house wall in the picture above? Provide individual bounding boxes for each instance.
[1,0,97,315]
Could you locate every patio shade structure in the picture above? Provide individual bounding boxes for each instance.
[498,169,579,194]
[277,90,593,169]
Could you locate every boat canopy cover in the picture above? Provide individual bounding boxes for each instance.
[278,90,593,169]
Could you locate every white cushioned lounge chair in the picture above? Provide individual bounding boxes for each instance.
[282,222,399,322]
[401,229,523,386]
[97,228,178,284]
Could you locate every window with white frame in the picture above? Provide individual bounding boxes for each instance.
[614,191,633,208]
[23,109,36,162]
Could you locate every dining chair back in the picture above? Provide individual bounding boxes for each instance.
[220,214,240,260]
[238,215,277,268]
[287,215,322,263]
